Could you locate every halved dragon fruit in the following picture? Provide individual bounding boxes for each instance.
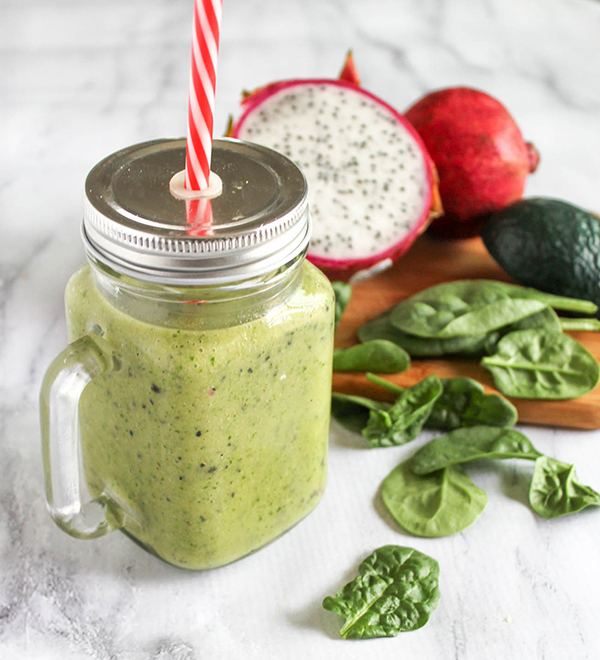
[232,56,441,279]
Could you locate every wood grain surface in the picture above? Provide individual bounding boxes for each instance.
[332,234,600,430]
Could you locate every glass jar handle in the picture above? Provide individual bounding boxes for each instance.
[40,333,122,539]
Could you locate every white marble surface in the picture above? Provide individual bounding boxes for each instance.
[2,0,600,657]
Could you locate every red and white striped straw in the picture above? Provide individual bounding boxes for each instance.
[185,0,223,191]
[186,198,214,236]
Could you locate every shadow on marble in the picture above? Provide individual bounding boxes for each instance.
[328,420,371,450]
[22,499,214,586]
[495,461,536,509]
[43,531,185,581]
[286,595,340,640]
[286,557,363,640]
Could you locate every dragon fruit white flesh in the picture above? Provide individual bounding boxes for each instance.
[232,77,440,278]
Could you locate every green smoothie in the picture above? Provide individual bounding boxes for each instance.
[65,262,334,569]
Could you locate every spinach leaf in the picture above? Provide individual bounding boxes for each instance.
[410,426,541,475]
[382,460,487,537]
[508,285,598,315]
[357,310,401,344]
[392,298,546,339]
[511,305,562,332]
[363,375,442,448]
[481,329,600,399]
[427,378,518,430]
[332,281,352,329]
[389,280,543,338]
[360,305,563,358]
[333,340,410,374]
[482,306,560,354]
[529,456,600,518]
[359,281,598,358]
[358,310,493,357]
[366,374,518,431]
[364,372,404,396]
[560,318,600,332]
[331,393,390,434]
[322,545,440,639]
[389,280,596,339]
[400,297,547,339]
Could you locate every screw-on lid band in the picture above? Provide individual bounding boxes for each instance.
[83,138,310,284]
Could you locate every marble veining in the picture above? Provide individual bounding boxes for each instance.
[2,0,600,658]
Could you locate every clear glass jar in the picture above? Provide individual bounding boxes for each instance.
[40,139,335,569]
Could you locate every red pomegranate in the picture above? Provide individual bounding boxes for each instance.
[405,87,539,239]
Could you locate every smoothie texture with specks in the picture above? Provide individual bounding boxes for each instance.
[65,262,334,569]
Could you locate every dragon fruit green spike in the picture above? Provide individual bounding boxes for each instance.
[232,68,441,279]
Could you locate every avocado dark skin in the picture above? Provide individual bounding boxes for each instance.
[481,198,600,318]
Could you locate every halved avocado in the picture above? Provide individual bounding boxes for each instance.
[482,198,600,317]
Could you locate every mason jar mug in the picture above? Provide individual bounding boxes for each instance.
[40,139,335,569]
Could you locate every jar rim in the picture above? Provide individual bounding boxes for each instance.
[83,138,310,285]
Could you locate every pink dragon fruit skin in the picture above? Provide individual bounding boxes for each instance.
[233,77,441,279]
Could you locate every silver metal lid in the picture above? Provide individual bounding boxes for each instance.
[83,138,310,284]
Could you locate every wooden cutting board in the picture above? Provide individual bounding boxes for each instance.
[332,235,600,430]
